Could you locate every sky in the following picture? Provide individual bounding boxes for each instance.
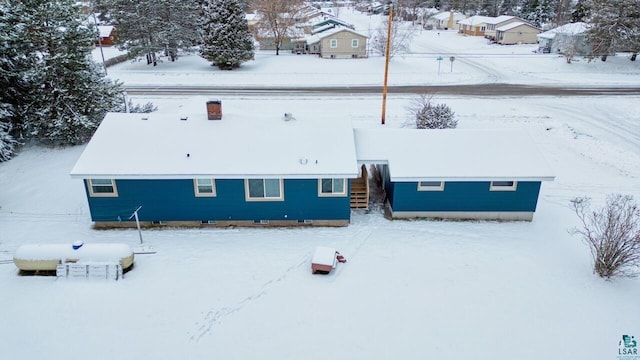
[1,7,639,360]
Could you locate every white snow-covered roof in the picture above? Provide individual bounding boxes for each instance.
[354,128,555,182]
[458,16,494,26]
[537,22,588,39]
[97,25,114,38]
[485,15,516,25]
[70,112,358,180]
[496,21,538,32]
[312,26,369,40]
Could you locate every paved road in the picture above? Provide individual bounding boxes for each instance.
[124,84,640,96]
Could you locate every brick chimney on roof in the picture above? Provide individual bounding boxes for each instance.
[206,100,222,120]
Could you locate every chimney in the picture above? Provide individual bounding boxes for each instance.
[206,100,222,120]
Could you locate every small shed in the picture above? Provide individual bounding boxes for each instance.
[96,25,117,46]
[311,247,345,274]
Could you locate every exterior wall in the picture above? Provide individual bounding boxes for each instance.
[552,33,592,56]
[257,37,294,51]
[459,24,486,36]
[497,26,540,44]
[84,178,351,224]
[485,19,521,40]
[377,165,542,220]
[320,32,367,59]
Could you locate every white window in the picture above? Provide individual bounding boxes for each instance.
[87,179,118,197]
[194,178,216,197]
[490,181,518,191]
[351,39,359,48]
[417,181,445,191]
[245,179,284,201]
[318,178,347,197]
[330,39,338,48]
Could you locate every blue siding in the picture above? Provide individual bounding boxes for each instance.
[85,179,351,222]
[389,181,541,212]
[377,165,541,212]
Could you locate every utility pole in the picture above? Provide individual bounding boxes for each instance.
[381,5,393,125]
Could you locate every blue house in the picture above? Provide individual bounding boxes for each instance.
[354,128,555,221]
[70,111,360,228]
[71,110,554,228]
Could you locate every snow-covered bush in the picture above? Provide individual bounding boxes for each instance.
[411,94,457,129]
[570,194,640,279]
[0,121,19,162]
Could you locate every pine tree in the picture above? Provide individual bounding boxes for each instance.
[584,0,640,61]
[200,0,255,70]
[96,0,201,65]
[1,0,123,146]
[411,95,457,130]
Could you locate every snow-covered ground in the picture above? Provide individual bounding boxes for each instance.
[2,8,639,360]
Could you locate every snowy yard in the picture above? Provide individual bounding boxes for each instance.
[2,8,640,360]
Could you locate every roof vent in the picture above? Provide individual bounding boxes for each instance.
[180,116,188,121]
[283,113,295,121]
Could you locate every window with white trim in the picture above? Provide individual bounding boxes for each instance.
[490,181,518,191]
[319,178,347,196]
[351,39,358,47]
[194,178,216,197]
[330,39,338,48]
[87,179,118,197]
[245,179,284,201]
[417,181,445,191]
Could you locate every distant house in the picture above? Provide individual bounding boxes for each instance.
[537,22,591,55]
[457,16,493,36]
[484,15,523,41]
[428,11,465,30]
[356,128,555,221]
[71,106,554,227]
[301,27,368,59]
[495,22,541,45]
[96,25,117,46]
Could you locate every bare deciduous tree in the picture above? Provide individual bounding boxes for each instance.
[570,194,640,279]
[371,12,417,58]
[251,0,304,55]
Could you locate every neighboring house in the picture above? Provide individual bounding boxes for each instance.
[496,22,541,45]
[302,27,368,58]
[457,15,493,36]
[70,109,360,228]
[355,128,555,221]
[428,11,465,30]
[537,22,591,55]
[71,105,554,228]
[484,15,522,41]
[96,25,117,46]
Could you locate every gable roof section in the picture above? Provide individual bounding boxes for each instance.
[71,112,358,180]
[458,15,494,26]
[304,26,369,44]
[537,22,588,39]
[485,15,516,25]
[354,128,555,182]
[496,21,539,32]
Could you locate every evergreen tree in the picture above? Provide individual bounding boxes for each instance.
[200,0,255,70]
[411,95,457,130]
[0,0,123,146]
[520,0,555,27]
[584,0,640,61]
[96,0,201,65]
